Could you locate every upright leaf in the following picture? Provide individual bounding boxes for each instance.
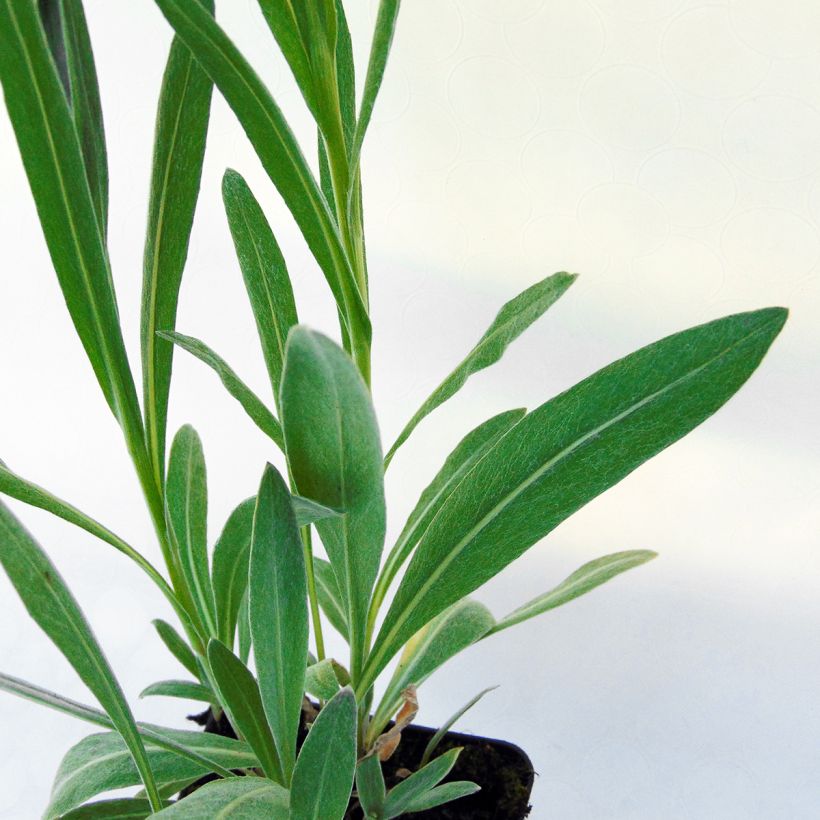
[207,639,284,784]
[356,754,386,820]
[250,465,308,783]
[383,748,461,818]
[365,308,787,689]
[386,272,576,463]
[290,687,357,820]
[281,328,385,674]
[166,425,216,636]
[38,0,108,232]
[0,502,160,811]
[141,0,214,488]
[314,556,348,642]
[420,687,496,767]
[152,618,199,678]
[152,777,289,819]
[222,169,298,407]
[488,550,658,636]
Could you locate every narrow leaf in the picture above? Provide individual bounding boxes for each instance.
[38,0,108,232]
[222,169,298,407]
[489,550,658,636]
[139,679,215,703]
[152,777,289,819]
[290,687,357,820]
[356,754,386,820]
[0,502,160,811]
[366,308,787,688]
[160,331,284,449]
[58,797,163,819]
[386,272,576,463]
[207,639,284,784]
[384,748,461,818]
[152,619,199,679]
[281,327,385,673]
[141,0,214,486]
[404,781,480,814]
[166,425,217,636]
[314,557,348,642]
[250,464,308,783]
[420,687,496,767]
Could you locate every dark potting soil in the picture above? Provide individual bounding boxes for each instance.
[182,706,534,819]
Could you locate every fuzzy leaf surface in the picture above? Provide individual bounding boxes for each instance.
[152,777,289,818]
[384,748,461,818]
[313,557,348,642]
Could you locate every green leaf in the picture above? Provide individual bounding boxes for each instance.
[290,687,357,820]
[404,781,480,814]
[384,748,461,818]
[160,331,284,450]
[489,550,658,636]
[365,307,788,690]
[38,0,108,233]
[166,425,217,636]
[141,0,214,487]
[304,658,341,701]
[139,679,215,704]
[152,618,200,679]
[370,600,494,740]
[281,327,385,675]
[237,589,251,664]
[351,0,401,174]
[152,777,289,819]
[207,638,284,784]
[0,1,148,470]
[292,496,341,528]
[333,0,356,149]
[58,797,163,819]
[420,687,496,767]
[356,754,386,820]
[0,502,161,811]
[222,169,298,407]
[48,730,257,817]
[386,272,576,464]
[313,557,348,642]
[152,0,369,345]
[373,409,525,610]
[250,464,309,784]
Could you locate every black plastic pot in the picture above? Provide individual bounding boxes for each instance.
[184,707,534,819]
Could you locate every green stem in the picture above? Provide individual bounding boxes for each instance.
[301,525,326,662]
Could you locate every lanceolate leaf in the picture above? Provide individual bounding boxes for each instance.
[166,425,217,636]
[281,328,385,675]
[403,781,480,815]
[386,272,576,463]
[290,687,357,820]
[47,730,257,817]
[139,679,215,703]
[58,797,164,819]
[313,556,348,642]
[489,550,658,636]
[356,754,386,820]
[0,503,161,811]
[250,465,308,783]
[207,639,284,784]
[38,0,108,233]
[222,169,298,408]
[160,331,284,450]
[420,687,496,767]
[152,0,370,344]
[141,0,214,487]
[0,2,148,470]
[152,777,289,819]
[383,748,461,818]
[365,308,788,689]
[370,600,494,739]
[152,619,200,678]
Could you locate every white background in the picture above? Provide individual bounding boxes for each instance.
[1,1,819,817]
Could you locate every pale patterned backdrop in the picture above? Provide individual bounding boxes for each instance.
[0,1,818,818]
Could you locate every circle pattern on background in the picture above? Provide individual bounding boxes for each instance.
[638,148,736,228]
[464,0,545,24]
[661,7,770,99]
[592,0,686,23]
[506,0,605,80]
[392,0,463,64]
[723,96,820,181]
[729,0,820,58]
[580,66,680,151]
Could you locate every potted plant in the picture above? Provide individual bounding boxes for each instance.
[0,1,787,818]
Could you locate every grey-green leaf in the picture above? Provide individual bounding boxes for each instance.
[384,748,461,818]
[356,754,386,820]
[404,781,480,814]
[152,777,289,819]
[141,0,214,487]
[386,272,576,463]
[366,307,787,689]
[160,331,284,450]
[250,464,308,783]
[152,619,199,679]
[489,550,658,636]
[0,502,161,811]
[281,327,385,673]
[420,687,496,767]
[222,169,298,408]
[58,797,163,819]
[38,0,108,233]
[139,680,215,704]
[313,557,348,642]
[304,659,341,701]
[290,687,357,820]
[166,425,217,636]
[207,639,284,784]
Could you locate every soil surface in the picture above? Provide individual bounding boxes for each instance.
[182,706,534,819]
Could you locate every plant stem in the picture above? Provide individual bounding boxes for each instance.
[301,525,326,662]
